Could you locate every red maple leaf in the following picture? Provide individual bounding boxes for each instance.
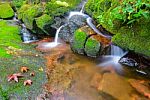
[7,73,24,82]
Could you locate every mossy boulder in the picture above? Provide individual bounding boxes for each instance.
[12,0,26,9]
[71,26,104,57]
[71,29,88,54]
[85,36,101,57]
[45,0,81,17]
[35,14,54,35]
[18,4,43,30]
[0,20,21,58]
[112,19,150,57]
[0,3,14,19]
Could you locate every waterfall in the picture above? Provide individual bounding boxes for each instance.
[54,25,65,44]
[21,24,38,43]
[86,17,111,38]
[80,1,86,13]
[110,45,125,56]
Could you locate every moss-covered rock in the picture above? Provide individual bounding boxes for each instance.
[18,4,43,30]
[35,14,54,35]
[0,3,14,19]
[112,19,150,57]
[0,20,21,58]
[84,36,101,57]
[45,0,81,16]
[12,0,26,9]
[71,29,88,54]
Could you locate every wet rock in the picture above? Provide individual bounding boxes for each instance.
[119,57,138,67]
[59,15,87,42]
[98,73,134,100]
[0,3,14,19]
[129,79,150,99]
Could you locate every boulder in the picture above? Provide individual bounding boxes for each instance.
[18,4,43,30]
[0,3,14,19]
[59,15,87,42]
[35,14,54,35]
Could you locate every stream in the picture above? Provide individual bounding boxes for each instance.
[11,1,150,99]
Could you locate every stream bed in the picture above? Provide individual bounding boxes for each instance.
[36,43,149,100]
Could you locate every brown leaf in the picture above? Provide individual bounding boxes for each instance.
[24,80,33,86]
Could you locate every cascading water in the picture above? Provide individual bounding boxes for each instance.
[21,24,38,43]
[12,13,38,43]
[86,17,111,38]
[43,1,88,48]
[42,25,65,48]
[97,45,127,73]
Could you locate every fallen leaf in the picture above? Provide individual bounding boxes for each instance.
[39,67,43,72]
[24,80,32,86]
[30,72,35,76]
[8,73,24,82]
[21,66,29,73]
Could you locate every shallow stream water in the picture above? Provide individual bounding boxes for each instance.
[39,43,148,100]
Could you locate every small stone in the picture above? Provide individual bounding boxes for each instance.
[90,73,102,89]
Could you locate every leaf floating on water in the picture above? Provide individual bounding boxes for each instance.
[7,73,24,82]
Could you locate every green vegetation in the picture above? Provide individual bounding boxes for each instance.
[86,0,150,56]
[72,30,87,54]
[35,14,54,34]
[85,37,101,57]
[12,0,26,8]
[112,18,150,56]
[19,5,43,29]
[0,3,14,19]
[0,20,21,58]
[45,0,81,16]
[16,0,81,34]
[86,0,150,33]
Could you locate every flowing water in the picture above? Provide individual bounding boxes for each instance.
[45,44,146,100]
[43,3,149,99]
[17,1,149,99]
[12,13,38,43]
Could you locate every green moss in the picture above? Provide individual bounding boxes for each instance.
[18,4,43,29]
[46,0,81,16]
[35,14,54,34]
[112,19,150,56]
[72,30,87,54]
[0,20,21,58]
[0,3,14,19]
[12,0,26,9]
[84,37,101,57]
